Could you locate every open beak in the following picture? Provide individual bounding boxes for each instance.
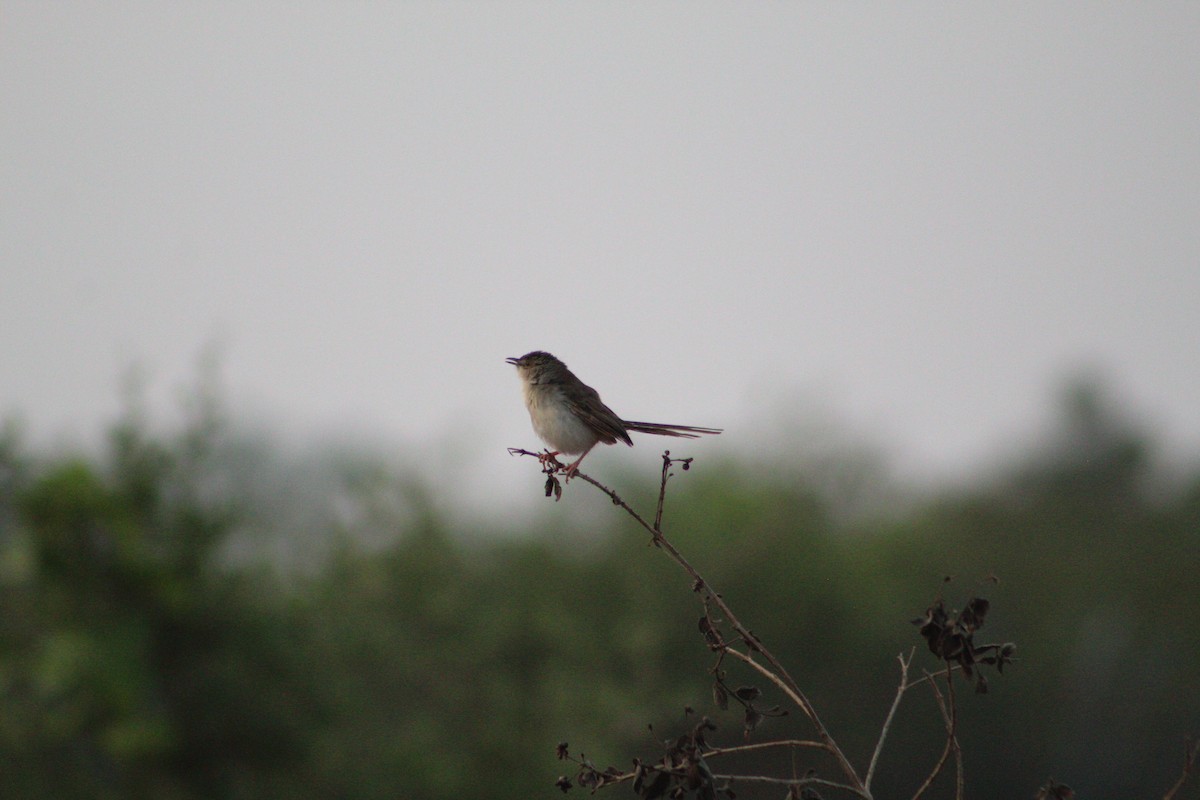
[505,357,520,366]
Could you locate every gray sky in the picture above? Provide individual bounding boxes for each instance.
[3,3,1198,496]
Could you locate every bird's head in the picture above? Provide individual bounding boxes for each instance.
[506,350,567,384]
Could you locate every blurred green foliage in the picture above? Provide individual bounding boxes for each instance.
[0,381,1196,799]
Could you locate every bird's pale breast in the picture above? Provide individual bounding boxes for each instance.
[523,382,598,455]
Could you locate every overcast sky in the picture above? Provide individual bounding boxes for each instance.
[3,3,1198,499]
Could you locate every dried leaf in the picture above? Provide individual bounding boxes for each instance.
[642,770,671,799]
[632,762,647,793]
[743,707,762,736]
[963,597,990,630]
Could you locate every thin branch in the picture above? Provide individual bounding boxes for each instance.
[1163,737,1200,800]
[653,452,673,531]
[946,669,964,800]
[911,725,951,796]
[903,660,987,691]
[716,646,864,791]
[911,667,961,800]
[720,648,830,738]
[703,739,828,758]
[708,772,867,798]
[866,649,914,792]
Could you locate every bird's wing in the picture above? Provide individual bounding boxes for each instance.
[566,384,634,446]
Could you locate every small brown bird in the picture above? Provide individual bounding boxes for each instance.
[506,350,721,478]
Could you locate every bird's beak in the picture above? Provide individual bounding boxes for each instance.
[505,357,520,366]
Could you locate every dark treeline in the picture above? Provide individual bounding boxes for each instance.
[0,381,1197,799]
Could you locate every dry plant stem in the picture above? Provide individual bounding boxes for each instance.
[705,740,828,757]
[865,650,914,793]
[707,772,863,795]
[911,668,962,800]
[945,673,964,800]
[1163,738,1200,800]
[720,647,861,776]
[653,454,671,531]
[903,659,990,692]
[569,455,866,796]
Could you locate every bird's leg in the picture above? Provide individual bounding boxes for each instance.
[538,450,563,469]
[562,444,597,481]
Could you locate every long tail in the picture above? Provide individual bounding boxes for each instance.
[621,421,723,439]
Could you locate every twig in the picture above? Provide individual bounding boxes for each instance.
[902,657,1011,692]
[866,649,914,792]
[690,622,861,790]
[720,647,837,746]
[572,470,661,534]
[653,452,672,531]
[946,669,964,800]
[1163,737,1200,800]
[704,739,828,757]
[911,667,961,800]
[707,772,866,797]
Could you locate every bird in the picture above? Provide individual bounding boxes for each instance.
[506,350,721,478]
